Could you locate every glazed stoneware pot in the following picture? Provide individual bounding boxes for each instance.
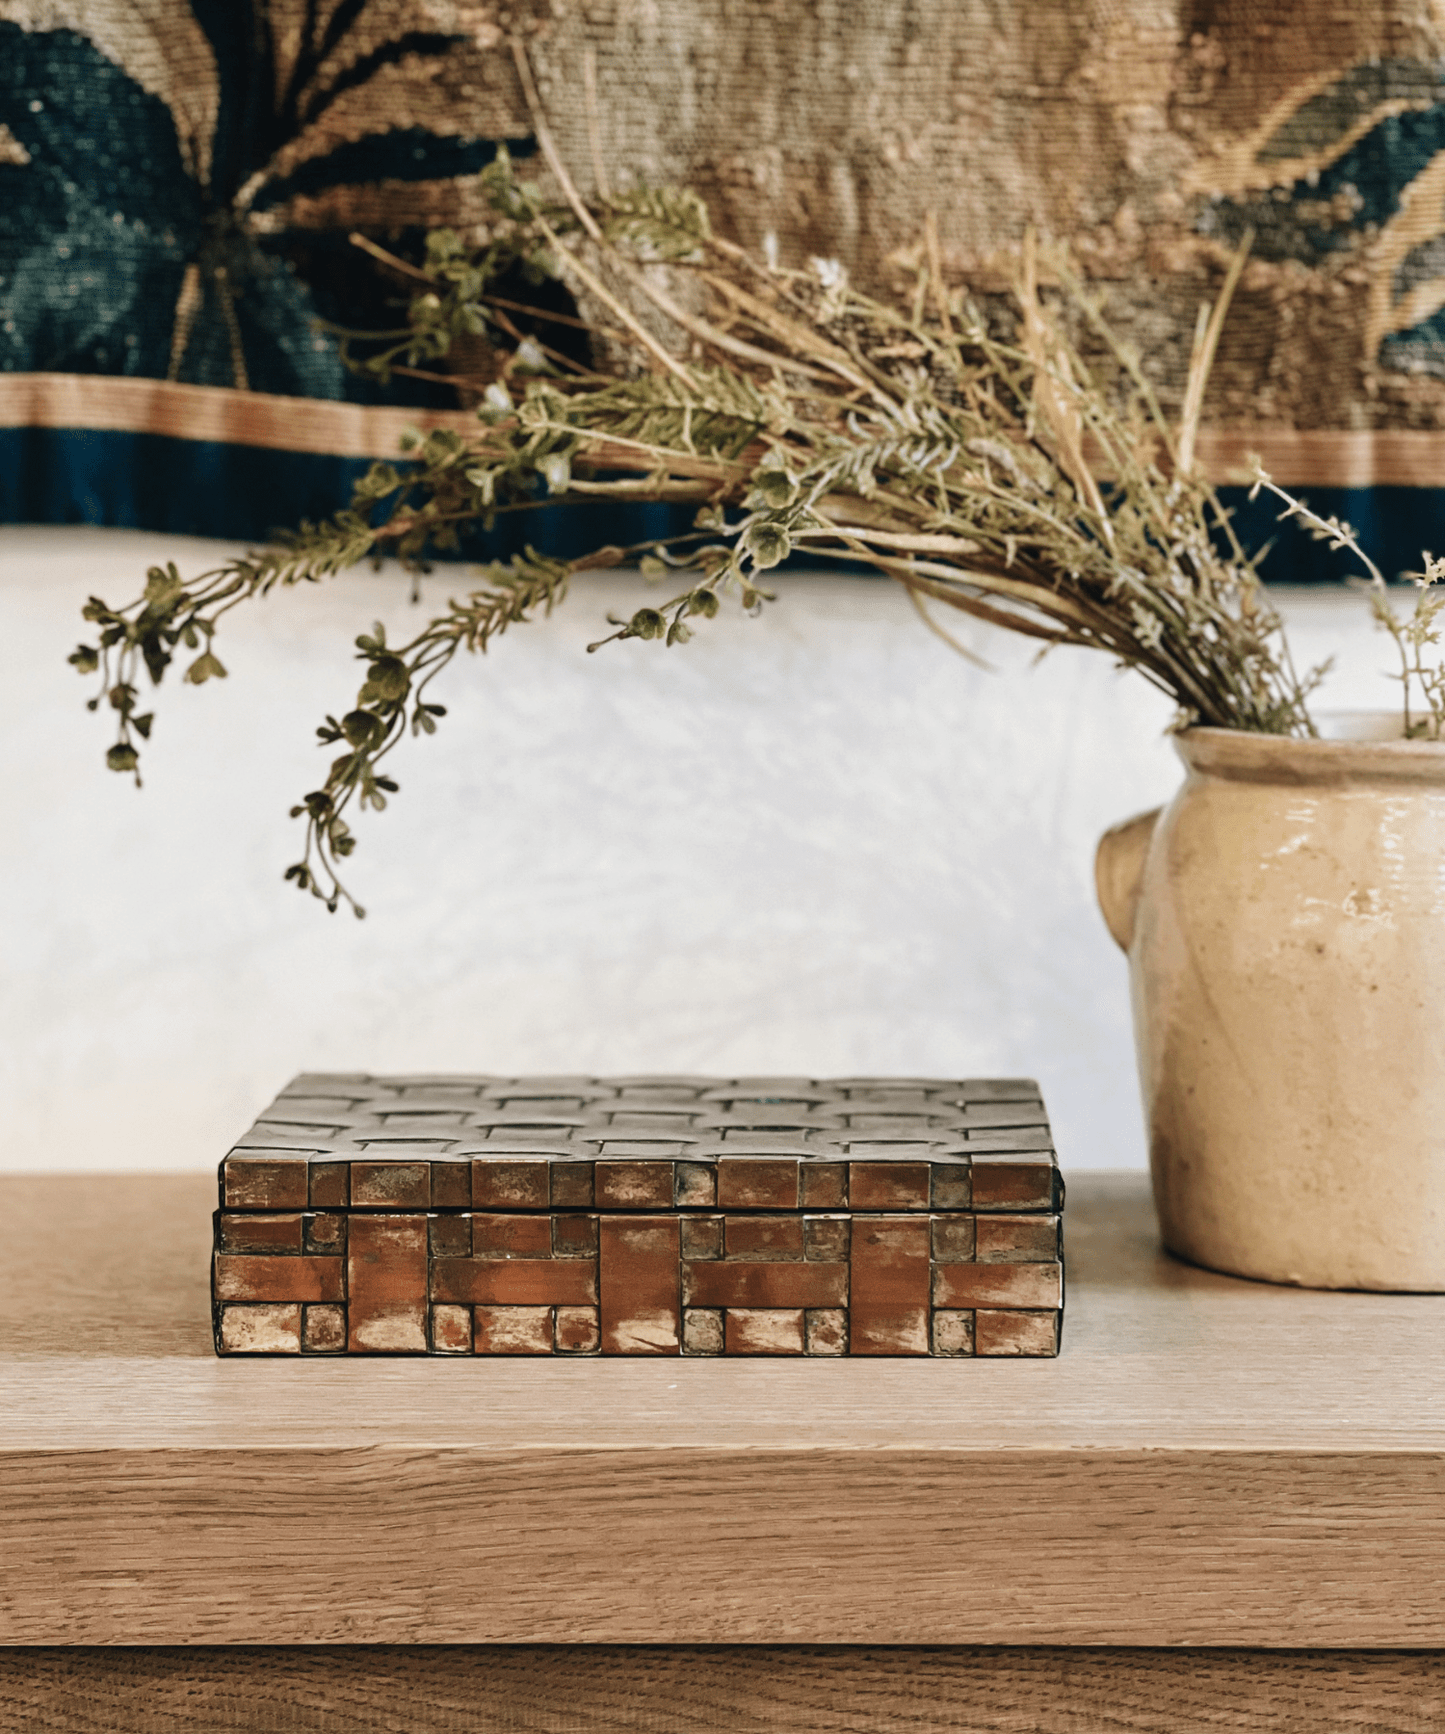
[1095,719,1445,1291]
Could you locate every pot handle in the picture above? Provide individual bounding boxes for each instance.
[1095,808,1161,952]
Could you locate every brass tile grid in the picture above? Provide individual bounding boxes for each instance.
[213,1075,1064,1357]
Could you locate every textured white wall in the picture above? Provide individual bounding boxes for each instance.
[1,525,1403,1173]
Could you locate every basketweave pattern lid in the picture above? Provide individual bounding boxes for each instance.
[219,1075,1062,1216]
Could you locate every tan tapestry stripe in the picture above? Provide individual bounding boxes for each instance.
[1192,430,1445,491]
[0,375,479,460]
[3,375,1444,489]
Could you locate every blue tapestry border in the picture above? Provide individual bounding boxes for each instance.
[2,423,1442,584]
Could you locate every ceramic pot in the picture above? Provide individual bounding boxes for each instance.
[1095,720,1445,1291]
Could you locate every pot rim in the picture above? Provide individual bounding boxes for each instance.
[1178,719,1445,785]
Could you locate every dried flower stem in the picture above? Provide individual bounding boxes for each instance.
[75,106,1332,911]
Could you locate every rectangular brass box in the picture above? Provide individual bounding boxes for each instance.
[212,1074,1064,1356]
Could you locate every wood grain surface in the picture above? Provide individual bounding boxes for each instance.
[3,1172,1444,1645]
[4,1647,1445,1733]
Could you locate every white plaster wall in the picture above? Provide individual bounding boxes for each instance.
[0,525,1405,1173]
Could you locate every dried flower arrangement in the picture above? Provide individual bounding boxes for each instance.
[68,48,1445,915]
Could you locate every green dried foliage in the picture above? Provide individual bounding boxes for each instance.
[1251,468,1445,741]
[287,549,576,914]
[75,129,1375,913]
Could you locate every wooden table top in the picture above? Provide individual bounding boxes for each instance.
[2,1169,1442,1647]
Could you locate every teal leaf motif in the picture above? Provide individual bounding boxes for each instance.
[0,8,533,400]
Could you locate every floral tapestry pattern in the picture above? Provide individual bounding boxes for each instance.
[3,1,1444,573]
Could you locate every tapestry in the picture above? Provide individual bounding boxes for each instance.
[4,0,1445,578]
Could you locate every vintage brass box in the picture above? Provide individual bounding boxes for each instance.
[212,1074,1064,1356]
